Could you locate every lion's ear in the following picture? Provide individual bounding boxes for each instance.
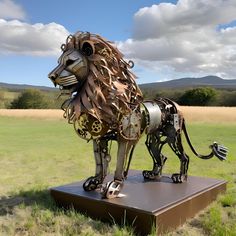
[81,41,94,56]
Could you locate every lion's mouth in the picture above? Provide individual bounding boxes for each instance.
[54,74,78,88]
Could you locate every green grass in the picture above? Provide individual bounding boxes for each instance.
[0,116,235,235]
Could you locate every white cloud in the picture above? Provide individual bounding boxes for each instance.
[0,0,25,20]
[119,0,236,80]
[0,19,70,56]
[0,0,70,56]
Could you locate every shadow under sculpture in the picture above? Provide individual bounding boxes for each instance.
[48,31,228,199]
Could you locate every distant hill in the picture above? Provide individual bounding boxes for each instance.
[1,76,236,92]
[0,82,56,91]
[139,76,236,90]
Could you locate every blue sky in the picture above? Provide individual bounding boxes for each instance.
[0,0,236,87]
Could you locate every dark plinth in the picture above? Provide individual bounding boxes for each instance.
[50,170,226,235]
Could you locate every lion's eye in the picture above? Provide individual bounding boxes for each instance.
[66,59,74,66]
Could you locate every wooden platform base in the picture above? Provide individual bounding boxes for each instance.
[50,170,226,235]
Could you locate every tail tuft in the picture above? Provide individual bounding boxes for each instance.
[211,142,228,161]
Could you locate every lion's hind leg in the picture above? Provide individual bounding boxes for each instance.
[168,132,189,183]
[83,139,111,191]
[143,133,167,180]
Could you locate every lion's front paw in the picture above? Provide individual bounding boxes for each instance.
[171,173,187,183]
[83,176,102,191]
[100,181,122,199]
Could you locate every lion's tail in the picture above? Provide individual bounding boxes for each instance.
[182,119,228,161]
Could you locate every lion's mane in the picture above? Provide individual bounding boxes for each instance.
[65,32,143,125]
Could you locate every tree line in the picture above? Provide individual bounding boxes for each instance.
[0,87,235,109]
[143,87,236,106]
[0,89,64,109]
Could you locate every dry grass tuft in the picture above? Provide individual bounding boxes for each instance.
[181,106,236,123]
[1,106,236,123]
[0,109,64,120]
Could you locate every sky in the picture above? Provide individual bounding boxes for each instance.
[0,0,236,87]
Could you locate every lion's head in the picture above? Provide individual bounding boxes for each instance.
[48,31,143,126]
[48,32,92,91]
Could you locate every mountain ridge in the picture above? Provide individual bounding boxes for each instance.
[1,75,236,91]
[139,75,236,89]
[0,82,56,91]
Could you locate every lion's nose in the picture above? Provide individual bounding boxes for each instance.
[48,64,64,81]
[48,70,60,87]
[48,72,57,81]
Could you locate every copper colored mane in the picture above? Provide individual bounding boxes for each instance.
[66,32,143,125]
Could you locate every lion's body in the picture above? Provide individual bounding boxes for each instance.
[48,31,227,198]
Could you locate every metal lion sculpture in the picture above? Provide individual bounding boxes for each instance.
[48,31,228,199]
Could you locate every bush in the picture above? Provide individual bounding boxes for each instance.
[155,89,183,103]
[0,90,4,108]
[10,89,49,109]
[218,90,236,106]
[179,87,217,106]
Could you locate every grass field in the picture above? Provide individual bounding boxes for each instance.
[0,108,236,235]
